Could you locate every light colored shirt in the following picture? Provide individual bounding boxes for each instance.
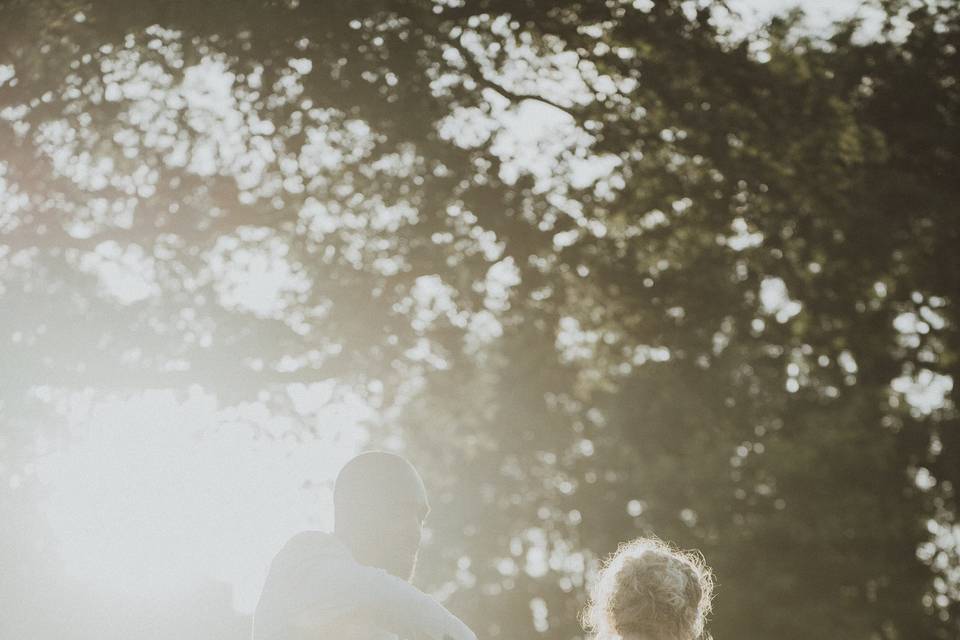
[252,531,477,640]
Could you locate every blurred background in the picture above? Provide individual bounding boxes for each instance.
[1,0,958,638]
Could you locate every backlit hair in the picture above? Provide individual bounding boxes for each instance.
[582,537,714,640]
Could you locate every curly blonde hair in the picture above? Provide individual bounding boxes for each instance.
[581,537,714,640]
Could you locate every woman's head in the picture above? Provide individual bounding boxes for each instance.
[582,537,714,640]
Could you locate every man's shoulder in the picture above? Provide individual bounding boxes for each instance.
[254,531,368,640]
[258,531,350,608]
[281,530,337,551]
[274,530,345,564]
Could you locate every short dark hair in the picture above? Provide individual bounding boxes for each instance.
[333,451,429,520]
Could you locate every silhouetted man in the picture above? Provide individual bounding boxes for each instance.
[252,451,477,640]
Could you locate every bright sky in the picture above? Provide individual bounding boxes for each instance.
[17,0,947,618]
[731,0,889,36]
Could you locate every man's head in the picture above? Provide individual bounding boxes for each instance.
[333,451,430,581]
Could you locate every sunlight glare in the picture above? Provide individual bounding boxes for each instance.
[35,387,369,613]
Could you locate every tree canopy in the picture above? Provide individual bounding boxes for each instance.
[1,0,958,638]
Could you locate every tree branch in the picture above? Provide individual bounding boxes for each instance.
[443,35,583,122]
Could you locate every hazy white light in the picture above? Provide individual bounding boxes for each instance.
[724,0,894,42]
[760,277,802,323]
[727,217,764,251]
[36,388,369,612]
[892,370,953,415]
[209,230,311,318]
[0,64,15,86]
[80,242,160,304]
